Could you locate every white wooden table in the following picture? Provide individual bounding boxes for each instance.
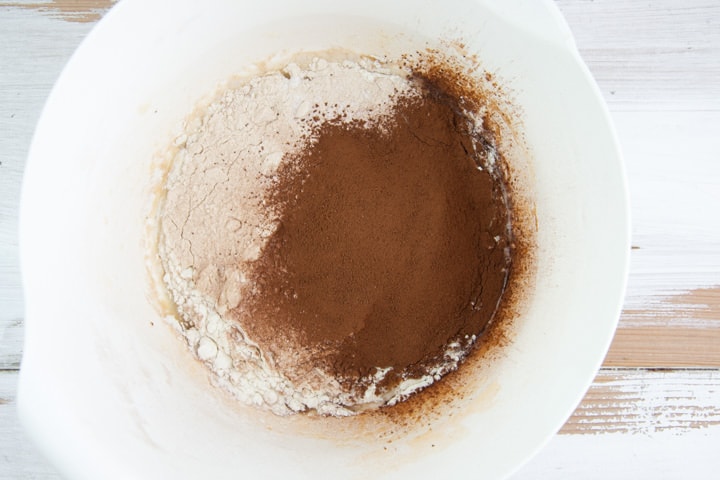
[1,1,719,478]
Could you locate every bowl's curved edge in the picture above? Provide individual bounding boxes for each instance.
[502,2,631,478]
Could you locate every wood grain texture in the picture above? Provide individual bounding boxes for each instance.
[556,0,720,111]
[607,326,720,367]
[0,319,23,370]
[0,0,116,23]
[561,369,720,434]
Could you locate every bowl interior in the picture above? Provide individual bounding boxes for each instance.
[19,1,629,479]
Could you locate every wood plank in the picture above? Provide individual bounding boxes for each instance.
[607,286,720,367]
[616,110,720,305]
[607,326,720,367]
[0,319,23,370]
[0,0,116,23]
[556,0,720,110]
[562,368,720,435]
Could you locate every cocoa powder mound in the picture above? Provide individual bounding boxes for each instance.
[237,81,512,391]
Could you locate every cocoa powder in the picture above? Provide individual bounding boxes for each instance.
[236,80,512,392]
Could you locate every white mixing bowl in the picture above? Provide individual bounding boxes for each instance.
[19,0,629,478]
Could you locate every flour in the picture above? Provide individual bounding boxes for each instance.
[158,57,424,415]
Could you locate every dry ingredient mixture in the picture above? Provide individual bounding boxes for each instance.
[157,55,513,416]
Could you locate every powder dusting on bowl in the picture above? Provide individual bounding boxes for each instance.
[152,50,527,417]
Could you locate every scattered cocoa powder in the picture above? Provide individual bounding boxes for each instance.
[237,80,512,392]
